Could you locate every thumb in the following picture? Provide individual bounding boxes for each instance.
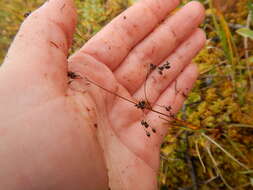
[1,0,77,94]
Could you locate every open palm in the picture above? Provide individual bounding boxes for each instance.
[0,0,205,189]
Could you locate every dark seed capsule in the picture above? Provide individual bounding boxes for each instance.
[135,101,146,110]
[165,65,171,69]
[141,120,149,128]
[24,11,31,18]
[152,128,156,133]
[164,61,171,69]
[182,92,187,98]
[165,106,172,112]
[68,71,77,79]
[158,66,164,71]
[146,131,151,137]
[150,64,157,71]
[158,70,163,75]
[68,71,82,79]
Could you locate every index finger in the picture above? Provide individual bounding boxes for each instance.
[70,0,180,70]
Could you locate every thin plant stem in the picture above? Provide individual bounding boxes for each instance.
[206,145,234,190]
[244,11,253,91]
[195,141,206,173]
[202,133,249,170]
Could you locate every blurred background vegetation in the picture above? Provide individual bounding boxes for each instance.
[1,0,253,189]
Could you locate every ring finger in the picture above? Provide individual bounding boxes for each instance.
[133,28,205,105]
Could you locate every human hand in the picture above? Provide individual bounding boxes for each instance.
[0,0,205,189]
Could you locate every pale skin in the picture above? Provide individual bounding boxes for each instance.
[0,0,205,189]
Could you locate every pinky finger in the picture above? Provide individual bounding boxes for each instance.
[145,63,199,141]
